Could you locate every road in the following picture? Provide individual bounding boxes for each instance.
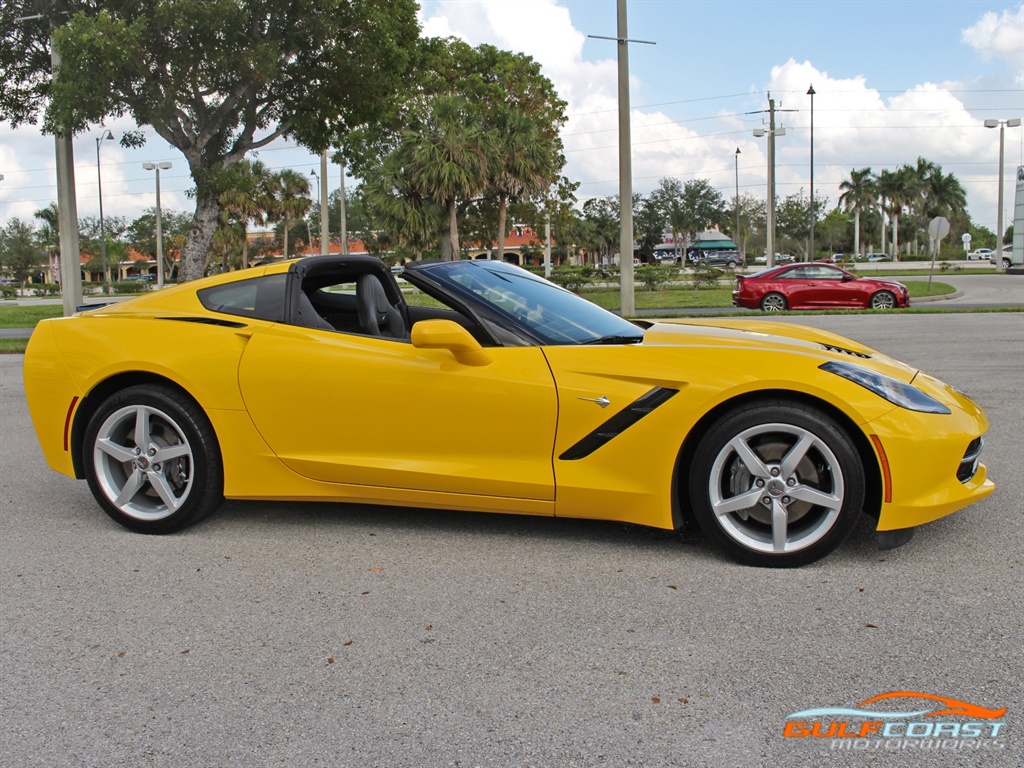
[1,313,1022,767]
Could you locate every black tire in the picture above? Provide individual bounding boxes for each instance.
[1002,258,1011,269]
[760,292,787,312]
[83,384,223,534]
[870,290,896,310]
[688,401,864,567]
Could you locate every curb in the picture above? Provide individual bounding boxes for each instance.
[910,290,964,304]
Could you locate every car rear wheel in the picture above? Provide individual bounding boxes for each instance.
[688,401,864,567]
[83,384,223,534]
[760,293,787,312]
[870,290,896,310]
[1002,257,1011,269]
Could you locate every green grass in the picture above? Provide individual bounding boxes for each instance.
[0,338,29,354]
[902,280,955,298]
[0,305,64,328]
[584,286,734,311]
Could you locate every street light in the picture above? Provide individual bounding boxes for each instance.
[753,118,786,268]
[95,129,115,288]
[734,147,741,243]
[983,118,1022,265]
[142,162,172,288]
[807,84,816,261]
[308,169,319,255]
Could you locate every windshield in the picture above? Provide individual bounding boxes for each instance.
[415,261,644,345]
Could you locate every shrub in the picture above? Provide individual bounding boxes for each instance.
[31,283,61,297]
[635,265,673,292]
[1,285,17,300]
[690,266,723,289]
[112,280,149,294]
[549,266,595,293]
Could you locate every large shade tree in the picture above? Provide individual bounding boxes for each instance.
[0,0,419,282]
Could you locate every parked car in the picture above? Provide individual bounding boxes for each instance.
[753,254,795,265]
[733,262,910,311]
[687,247,744,268]
[22,256,991,567]
[865,253,890,262]
[967,248,993,261]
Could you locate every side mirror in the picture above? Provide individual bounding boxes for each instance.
[842,274,855,282]
[411,319,493,367]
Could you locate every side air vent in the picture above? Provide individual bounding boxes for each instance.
[821,343,870,359]
[957,438,983,484]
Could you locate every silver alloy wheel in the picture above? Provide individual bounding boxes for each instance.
[761,293,786,312]
[92,404,195,521]
[707,423,845,554]
[871,291,896,310]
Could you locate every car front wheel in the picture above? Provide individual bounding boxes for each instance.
[870,290,896,310]
[83,384,223,534]
[688,401,865,567]
[1002,257,1012,269]
[760,293,787,312]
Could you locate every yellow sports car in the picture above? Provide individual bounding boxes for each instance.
[23,256,994,567]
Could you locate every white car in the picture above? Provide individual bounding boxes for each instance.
[967,248,994,261]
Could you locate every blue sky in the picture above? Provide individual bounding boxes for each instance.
[1,0,1021,238]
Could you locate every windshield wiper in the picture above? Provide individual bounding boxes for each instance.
[581,334,644,345]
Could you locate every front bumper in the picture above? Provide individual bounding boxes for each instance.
[866,378,994,531]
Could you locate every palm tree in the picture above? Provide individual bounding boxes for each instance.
[489,107,559,262]
[269,169,312,259]
[361,154,446,259]
[404,95,492,260]
[880,166,918,260]
[220,160,273,269]
[838,168,874,258]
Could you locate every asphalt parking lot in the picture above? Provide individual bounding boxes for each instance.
[1,312,1022,768]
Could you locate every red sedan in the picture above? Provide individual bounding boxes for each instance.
[733,262,910,311]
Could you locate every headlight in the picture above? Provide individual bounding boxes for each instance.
[821,361,950,414]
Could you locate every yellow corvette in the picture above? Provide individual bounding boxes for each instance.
[24,256,994,567]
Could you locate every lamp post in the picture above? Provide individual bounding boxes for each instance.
[143,162,172,288]
[983,118,1022,265]
[807,84,816,261]
[319,150,329,255]
[734,147,741,243]
[338,159,349,255]
[308,169,319,255]
[95,129,115,287]
[753,107,786,268]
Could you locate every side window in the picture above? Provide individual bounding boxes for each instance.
[198,274,287,322]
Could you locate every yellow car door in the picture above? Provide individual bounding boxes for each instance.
[237,324,557,508]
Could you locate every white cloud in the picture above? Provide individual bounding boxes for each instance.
[961,5,1024,65]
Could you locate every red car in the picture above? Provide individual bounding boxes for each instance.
[733,262,910,311]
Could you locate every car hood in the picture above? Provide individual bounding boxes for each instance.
[642,318,919,383]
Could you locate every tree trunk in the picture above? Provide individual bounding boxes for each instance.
[853,210,860,258]
[447,198,459,260]
[496,194,508,263]
[892,214,900,261]
[179,191,221,282]
[242,238,249,269]
[283,216,291,259]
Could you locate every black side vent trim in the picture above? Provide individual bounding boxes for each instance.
[159,316,248,329]
[821,343,870,358]
[559,387,679,461]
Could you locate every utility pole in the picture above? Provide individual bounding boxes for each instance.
[750,95,793,269]
[18,13,83,314]
[807,84,816,261]
[588,1,655,317]
[319,150,329,255]
[339,160,348,255]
